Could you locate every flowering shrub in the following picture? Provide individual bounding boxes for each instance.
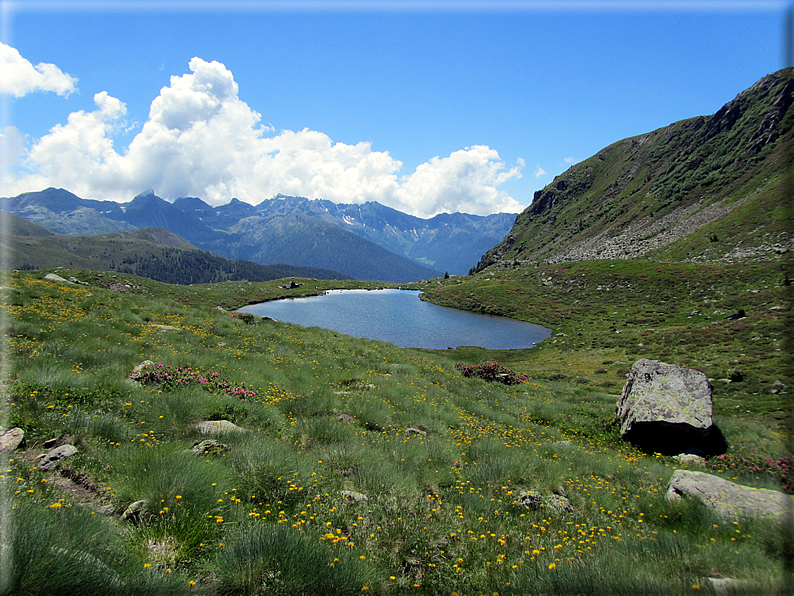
[130,361,257,400]
[454,361,528,385]
[710,454,794,494]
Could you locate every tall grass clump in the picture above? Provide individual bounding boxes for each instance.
[230,435,320,509]
[64,410,132,444]
[213,522,371,595]
[105,443,230,511]
[8,501,189,596]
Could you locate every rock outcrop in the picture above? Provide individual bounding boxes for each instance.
[666,469,794,520]
[0,428,25,453]
[37,444,78,471]
[43,273,67,283]
[517,490,573,513]
[122,500,148,523]
[616,359,726,455]
[189,439,230,456]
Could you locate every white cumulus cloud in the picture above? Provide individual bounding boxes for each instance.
[395,146,523,217]
[534,165,546,177]
[0,43,77,97]
[6,56,523,217]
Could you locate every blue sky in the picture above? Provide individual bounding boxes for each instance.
[0,1,790,217]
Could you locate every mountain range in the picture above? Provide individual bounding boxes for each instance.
[473,67,793,271]
[1,189,515,282]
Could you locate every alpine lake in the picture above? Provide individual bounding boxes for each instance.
[237,288,551,350]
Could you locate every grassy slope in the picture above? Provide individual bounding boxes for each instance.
[2,269,791,595]
[421,260,792,435]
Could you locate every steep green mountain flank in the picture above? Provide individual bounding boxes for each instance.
[473,68,793,271]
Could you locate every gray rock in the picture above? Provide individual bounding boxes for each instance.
[768,380,787,394]
[37,444,78,470]
[122,500,148,522]
[0,428,25,454]
[44,273,67,282]
[190,439,230,455]
[406,428,427,436]
[517,490,573,513]
[43,438,58,449]
[518,490,544,510]
[672,454,707,467]
[546,495,573,512]
[665,469,794,519]
[616,359,726,455]
[706,577,746,595]
[131,360,154,374]
[340,490,368,502]
[195,420,244,435]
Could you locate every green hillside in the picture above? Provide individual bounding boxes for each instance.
[420,259,790,417]
[473,68,793,270]
[0,219,351,284]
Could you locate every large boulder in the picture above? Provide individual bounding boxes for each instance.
[666,469,794,520]
[616,359,726,455]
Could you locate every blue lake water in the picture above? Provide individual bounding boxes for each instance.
[238,289,551,350]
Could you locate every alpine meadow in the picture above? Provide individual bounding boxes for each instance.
[1,66,792,596]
